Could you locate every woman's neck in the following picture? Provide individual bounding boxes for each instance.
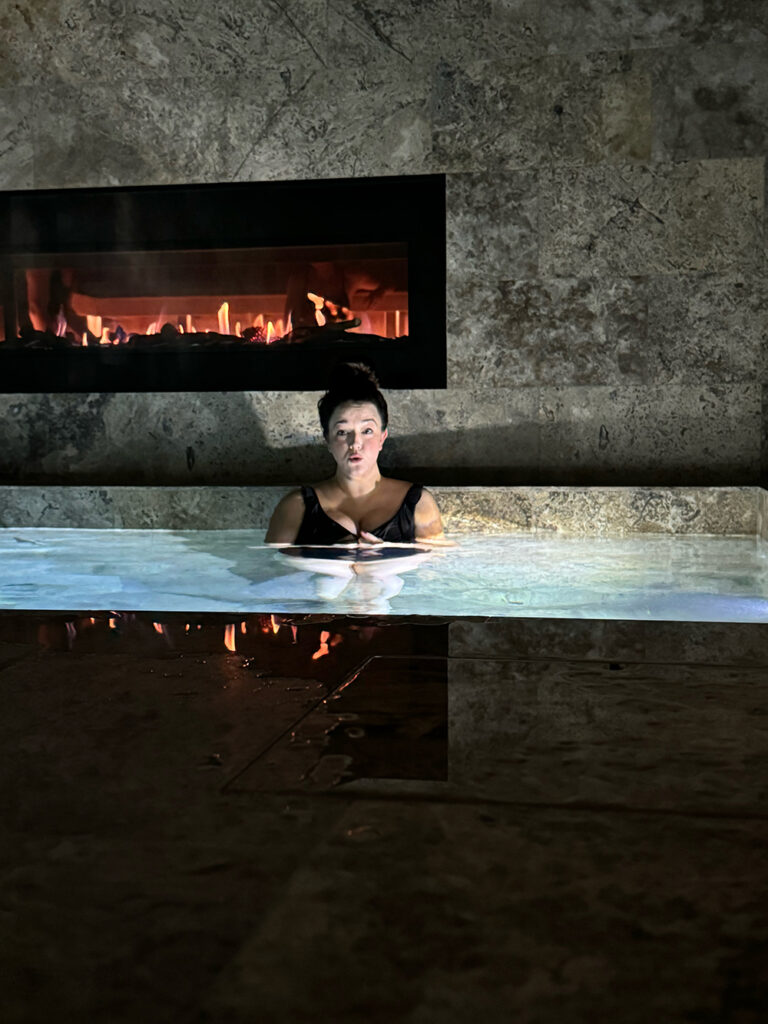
[333,468,382,499]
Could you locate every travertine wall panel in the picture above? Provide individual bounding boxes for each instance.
[0,484,756,534]
[652,44,768,160]
[540,159,763,277]
[541,1,768,53]
[446,172,538,280]
[0,88,33,189]
[537,384,762,484]
[0,1,765,486]
[449,277,647,387]
[644,275,766,384]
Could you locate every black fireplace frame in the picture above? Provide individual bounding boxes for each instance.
[0,174,446,392]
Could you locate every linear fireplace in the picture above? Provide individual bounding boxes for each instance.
[0,175,446,392]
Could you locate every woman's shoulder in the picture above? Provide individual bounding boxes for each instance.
[380,476,422,495]
[275,487,306,507]
[265,488,306,543]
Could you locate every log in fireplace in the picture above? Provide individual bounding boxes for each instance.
[0,175,445,392]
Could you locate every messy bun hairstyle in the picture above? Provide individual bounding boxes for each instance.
[318,362,389,439]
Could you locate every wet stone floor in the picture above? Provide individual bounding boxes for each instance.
[1,612,768,1023]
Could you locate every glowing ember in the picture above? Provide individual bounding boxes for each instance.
[308,291,326,327]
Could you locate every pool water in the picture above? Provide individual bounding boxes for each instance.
[1,528,767,622]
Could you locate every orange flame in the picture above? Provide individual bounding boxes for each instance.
[240,621,247,635]
[217,301,230,335]
[270,614,280,635]
[152,622,164,635]
[224,623,236,652]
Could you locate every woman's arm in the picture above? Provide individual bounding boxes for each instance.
[265,489,305,544]
[414,489,454,544]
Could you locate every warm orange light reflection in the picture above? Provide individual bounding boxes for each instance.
[152,622,164,635]
[224,623,236,652]
[311,629,331,661]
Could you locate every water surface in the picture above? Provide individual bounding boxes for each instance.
[1,528,767,621]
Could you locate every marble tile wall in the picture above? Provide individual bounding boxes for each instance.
[0,483,758,534]
[0,1,765,486]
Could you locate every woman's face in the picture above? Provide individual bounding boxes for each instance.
[326,401,387,477]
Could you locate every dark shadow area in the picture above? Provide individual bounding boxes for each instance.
[0,417,760,487]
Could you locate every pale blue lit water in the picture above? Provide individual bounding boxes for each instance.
[0,528,767,621]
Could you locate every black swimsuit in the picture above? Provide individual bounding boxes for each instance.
[294,483,423,545]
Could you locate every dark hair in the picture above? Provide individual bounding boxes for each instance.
[318,362,389,438]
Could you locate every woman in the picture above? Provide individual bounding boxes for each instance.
[266,362,448,545]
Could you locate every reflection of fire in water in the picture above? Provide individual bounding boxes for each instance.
[28,613,359,659]
[312,630,331,661]
[224,623,237,653]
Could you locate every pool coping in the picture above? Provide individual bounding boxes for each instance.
[0,484,763,537]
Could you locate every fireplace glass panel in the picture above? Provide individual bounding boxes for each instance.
[0,175,445,392]
[10,243,408,349]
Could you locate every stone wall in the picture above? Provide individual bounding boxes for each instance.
[0,1,765,486]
